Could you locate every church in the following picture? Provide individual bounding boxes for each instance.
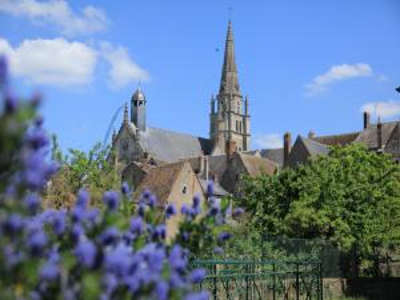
[111,21,400,204]
[111,21,278,202]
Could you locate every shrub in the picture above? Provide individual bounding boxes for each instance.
[0,56,232,300]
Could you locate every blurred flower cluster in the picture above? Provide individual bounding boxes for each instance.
[0,56,237,300]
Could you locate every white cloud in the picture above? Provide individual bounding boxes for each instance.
[0,37,97,86]
[100,42,149,88]
[0,0,108,36]
[361,101,400,119]
[306,63,373,96]
[254,133,282,149]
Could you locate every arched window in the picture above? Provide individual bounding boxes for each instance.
[237,102,240,114]
[235,120,239,132]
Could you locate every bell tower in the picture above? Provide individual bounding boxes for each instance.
[210,21,250,154]
[131,86,146,132]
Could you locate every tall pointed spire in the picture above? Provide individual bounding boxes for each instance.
[219,20,240,96]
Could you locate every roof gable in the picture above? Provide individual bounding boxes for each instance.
[238,153,277,176]
[354,122,397,149]
[135,161,187,205]
[384,122,400,155]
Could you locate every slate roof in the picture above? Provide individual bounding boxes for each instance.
[245,148,284,168]
[354,122,398,149]
[138,127,212,163]
[134,161,186,205]
[302,137,330,156]
[312,132,360,146]
[287,136,330,167]
[238,153,277,176]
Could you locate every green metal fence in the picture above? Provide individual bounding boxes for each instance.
[192,259,323,300]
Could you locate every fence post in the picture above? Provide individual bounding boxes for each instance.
[213,263,217,300]
[246,263,250,300]
[296,262,300,300]
[273,262,276,300]
[319,261,324,300]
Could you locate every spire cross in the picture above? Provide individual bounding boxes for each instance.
[228,6,233,20]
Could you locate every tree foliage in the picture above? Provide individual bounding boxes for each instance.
[239,144,400,277]
[46,140,121,209]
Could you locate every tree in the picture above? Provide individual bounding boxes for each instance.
[238,143,400,277]
[45,142,121,208]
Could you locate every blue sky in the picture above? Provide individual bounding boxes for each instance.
[1,0,400,152]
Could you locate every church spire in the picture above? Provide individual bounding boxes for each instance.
[219,20,240,96]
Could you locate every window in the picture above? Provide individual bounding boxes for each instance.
[237,102,240,114]
[182,185,187,194]
[235,120,239,132]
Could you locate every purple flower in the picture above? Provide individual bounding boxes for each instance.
[75,240,97,268]
[181,204,190,216]
[102,273,118,294]
[71,206,85,223]
[209,202,220,216]
[169,245,187,272]
[28,230,47,255]
[24,194,40,213]
[3,246,24,268]
[148,194,157,208]
[156,281,169,300]
[51,211,66,236]
[121,182,130,195]
[2,214,24,234]
[169,271,186,289]
[184,291,209,300]
[142,189,151,199]
[193,195,201,208]
[138,203,145,217]
[165,203,177,219]
[85,208,100,225]
[153,224,166,240]
[218,232,231,242]
[22,151,58,190]
[25,127,49,150]
[130,217,143,235]
[207,181,214,197]
[100,227,119,246]
[189,268,207,283]
[103,191,119,211]
[105,243,132,277]
[182,231,190,241]
[4,91,17,114]
[71,224,84,242]
[233,207,244,217]
[40,261,59,281]
[76,188,89,209]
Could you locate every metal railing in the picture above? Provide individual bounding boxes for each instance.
[192,259,323,300]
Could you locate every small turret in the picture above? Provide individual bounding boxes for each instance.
[131,86,146,132]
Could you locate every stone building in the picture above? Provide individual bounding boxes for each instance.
[112,21,277,198]
[283,111,400,167]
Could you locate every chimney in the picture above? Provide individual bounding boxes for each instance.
[363,111,370,129]
[204,156,209,181]
[283,132,291,167]
[225,140,237,159]
[377,119,383,150]
[197,155,204,175]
